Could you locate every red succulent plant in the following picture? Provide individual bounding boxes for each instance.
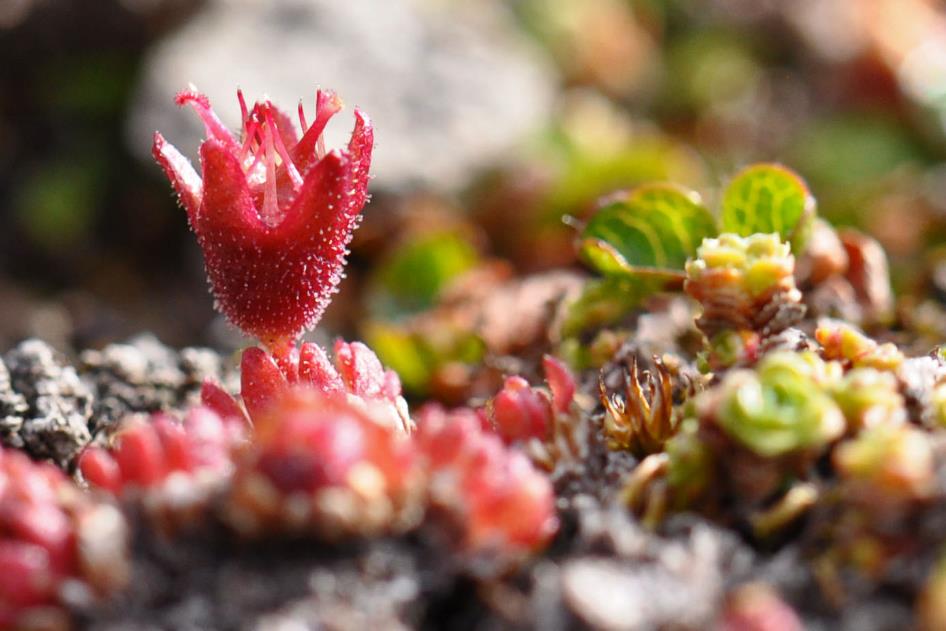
[152,88,373,348]
[207,339,412,434]
[224,388,421,538]
[1,447,128,628]
[416,405,559,554]
[78,407,245,528]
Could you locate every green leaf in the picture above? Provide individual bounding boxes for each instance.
[579,183,716,280]
[559,276,660,338]
[364,323,433,394]
[720,164,816,254]
[365,321,485,396]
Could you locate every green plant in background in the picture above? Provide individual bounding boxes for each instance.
[719,164,815,254]
[371,231,480,316]
[564,163,815,343]
[365,321,485,397]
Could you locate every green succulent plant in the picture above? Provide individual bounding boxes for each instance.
[715,352,845,458]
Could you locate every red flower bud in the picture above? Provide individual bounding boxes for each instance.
[486,354,576,445]
[491,375,553,443]
[153,89,373,347]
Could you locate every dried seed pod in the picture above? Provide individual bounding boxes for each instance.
[600,356,676,457]
[685,233,805,341]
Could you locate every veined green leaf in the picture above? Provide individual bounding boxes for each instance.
[579,183,716,280]
[721,164,816,254]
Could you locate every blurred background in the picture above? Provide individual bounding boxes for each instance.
[4,0,946,388]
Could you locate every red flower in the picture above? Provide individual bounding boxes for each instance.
[152,89,374,347]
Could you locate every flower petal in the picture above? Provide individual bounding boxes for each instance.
[152,131,202,226]
[346,109,374,213]
[197,137,264,236]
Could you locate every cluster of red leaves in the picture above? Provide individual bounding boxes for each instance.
[1,447,128,629]
[417,405,560,554]
[225,388,420,537]
[79,406,244,528]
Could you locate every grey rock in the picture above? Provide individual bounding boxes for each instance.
[0,355,28,447]
[3,339,93,466]
[80,333,228,436]
[0,334,230,467]
[128,0,555,190]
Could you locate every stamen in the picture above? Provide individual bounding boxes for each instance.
[176,90,237,149]
[237,89,249,129]
[298,101,308,132]
[265,109,303,190]
[261,119,280,225]
[241,117,261,161]
[244,147,266,182]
